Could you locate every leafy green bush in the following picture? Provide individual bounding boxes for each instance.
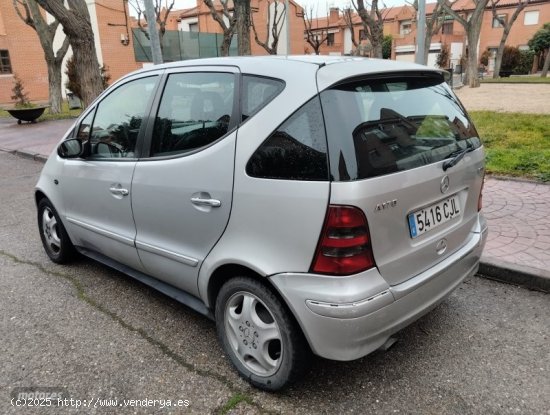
[501,46,520,72]
[382,35,392,59]
[514,49,535,74]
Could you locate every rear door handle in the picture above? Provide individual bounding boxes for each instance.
[191,197,221,207]
[110,187,129,196]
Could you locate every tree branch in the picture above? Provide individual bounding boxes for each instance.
[13,0,35,29]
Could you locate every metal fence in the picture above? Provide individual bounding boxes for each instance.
[132,29,238,62]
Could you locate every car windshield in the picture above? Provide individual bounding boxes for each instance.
[320,74,481,181]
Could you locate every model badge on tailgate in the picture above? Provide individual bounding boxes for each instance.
[375,199,397,212]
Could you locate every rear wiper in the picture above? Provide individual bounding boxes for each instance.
[442,145,474,171]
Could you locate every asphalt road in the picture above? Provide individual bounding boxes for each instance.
[1,152,548,415]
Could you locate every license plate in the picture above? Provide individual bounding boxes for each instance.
[408,195,461,238]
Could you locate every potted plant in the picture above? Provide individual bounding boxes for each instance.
[4,74,49,124]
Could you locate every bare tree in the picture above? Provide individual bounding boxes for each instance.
[342,7,360,55]
[490,0,529,78]
[234,0,251,55]
[35,0,104,107]
[440,0,490,88]
[203,0,236,56]
[414,1,446,65]
[13,0,70,113]
[130,0,175,55]
[353,0,386,58]
[303,6,329,55]
[252,0,286,54]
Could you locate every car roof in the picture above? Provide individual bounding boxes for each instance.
[128,55,446,91]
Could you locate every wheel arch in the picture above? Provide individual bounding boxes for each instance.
[207,263,261,312]
[206,264,301,324]
[35,190,47,206]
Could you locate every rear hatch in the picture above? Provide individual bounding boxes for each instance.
[320,72,484,286]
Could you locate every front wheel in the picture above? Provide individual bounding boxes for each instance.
[215,277,310,391]
[37,198,76,264]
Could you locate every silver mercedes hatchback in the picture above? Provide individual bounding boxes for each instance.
[36,56,487,391]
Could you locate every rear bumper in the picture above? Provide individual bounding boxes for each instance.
[269,216,488,361]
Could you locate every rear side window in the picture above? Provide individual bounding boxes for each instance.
[241,75,284,121]
[320,75,480,181]
[151,72,235,156]
[246,97,329,181]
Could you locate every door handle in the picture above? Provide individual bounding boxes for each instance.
[191,197,221,207]
[109,187,129,196]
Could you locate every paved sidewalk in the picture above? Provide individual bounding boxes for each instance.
[0,117,548,291]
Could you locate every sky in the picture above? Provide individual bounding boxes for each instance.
[170,0,411,17]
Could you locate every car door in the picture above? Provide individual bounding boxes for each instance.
[131,67,239,296]
[61,74,160,271]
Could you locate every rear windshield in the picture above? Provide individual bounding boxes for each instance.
[320,74,481,181]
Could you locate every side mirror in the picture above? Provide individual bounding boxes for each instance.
[58,138,86,159]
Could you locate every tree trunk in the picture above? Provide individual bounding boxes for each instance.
[220,30,232,56]
[441,0,488,88]
[467,30,480,88]
[423,35,431,65]
[493,28,509,78]
[35,0,104,108]
[13,0,70,113]
[531,52,539,74]
[371,24,384,59]
[47,58,63,113]
[234,0,251,55]
[542,49,550,77]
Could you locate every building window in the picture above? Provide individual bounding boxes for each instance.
[492,14,507,28]
[327,33,335,46]
[441,21,453,34]
[188,22,198,32]
[0,50,12,74]
[400,20,412,35]
[523,10,539,25]
[359,29,366,40]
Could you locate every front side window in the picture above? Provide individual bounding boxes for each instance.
[0,50,12,74]
[247,97,328,181]
[321,75,480,181]
[87,76,157,158]
[151,72,235,156]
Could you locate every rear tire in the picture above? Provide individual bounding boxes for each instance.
[215,276,310,391]
[37,198,76,264]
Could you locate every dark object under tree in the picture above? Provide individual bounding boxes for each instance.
[6,73,48,124]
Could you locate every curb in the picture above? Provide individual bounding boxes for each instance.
[478,257,550,293]
[0,147,48,163]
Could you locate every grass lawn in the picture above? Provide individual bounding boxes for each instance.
[471,111,550,182]
[481,76,550,84]
[0,102,82,121]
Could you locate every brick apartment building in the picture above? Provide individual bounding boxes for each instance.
[176,0,305,55]
[1,0,139,105]
[309,0,550,72]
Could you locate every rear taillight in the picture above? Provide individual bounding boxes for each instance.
[311,205,376,276]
